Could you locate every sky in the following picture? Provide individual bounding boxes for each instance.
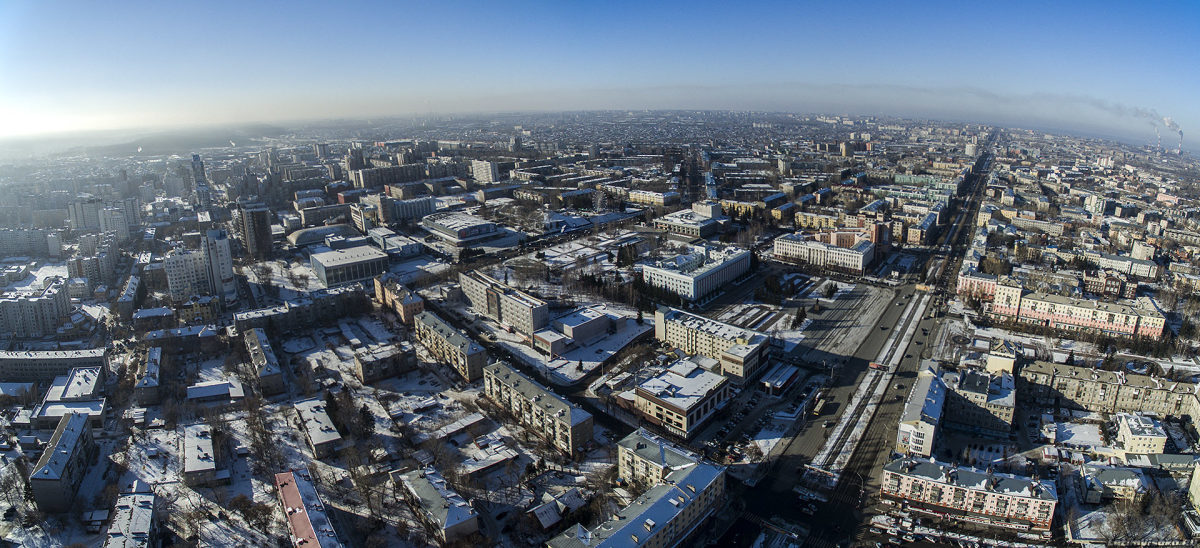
[1,0,1198,146]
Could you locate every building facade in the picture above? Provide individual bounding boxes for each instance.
[653,307,768,383]
[880,457,1057,532]
[641,245,751,301]
[483,362,594,455]
[459,270,549,336]
[413,311,488,382]
[30,413,96,513]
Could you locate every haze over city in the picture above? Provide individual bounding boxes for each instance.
[1,0,1196,149]
[3,2,1200,548]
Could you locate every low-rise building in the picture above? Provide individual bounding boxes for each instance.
[244,328,285,395]
[1079,464,1150,503]
[397,467,479,544]
[548,460,725,548]
[30,413,96,513]
[421,212,498,246]
[373,274,424,325]
[641,244,751,301]
[310,245,389,287]
[413,310,487,382]
[483,362,594,455]
[103,488,156,548]
[1114,413,1167,455]
[353,342,416,383]
[295,397,343,458]
[182,423,219,486]
[134,347,164,404]
[654,307,769,383]
[880,457,1057,532]
[274,470,345,548]
[633,359,731,439]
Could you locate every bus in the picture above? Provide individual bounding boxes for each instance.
[869,361,888,371]
[810,397,827,417]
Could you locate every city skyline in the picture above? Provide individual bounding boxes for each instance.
[1,0,1197,148]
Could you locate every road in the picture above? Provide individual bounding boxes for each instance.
[714,142,996,547]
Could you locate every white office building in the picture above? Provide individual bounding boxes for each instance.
[642,245,750,301]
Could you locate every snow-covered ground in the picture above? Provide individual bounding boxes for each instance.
[1055,422,1105,449]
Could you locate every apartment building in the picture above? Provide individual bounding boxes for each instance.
[373,274,425,325]
[459,270,549,336]
[0,278,71,338]
[617,428,706,489]
[897,361,946,457]
[413,311,487,382]
[294,397,343,458]
[244,328,285,396]
[548,461,725,548]
[396,466,479,544]
[880,457,1057,532]
[641,245,751,301]
[182,424,218,486]
[633,359,732,439]
[103,490,156,548]
[654,307,769,383]
[1114,413,1168,454]
[482,362,593,455]
[772,233,875,275]
[30,413,96,513]
[273,470,345,548]
[942,368,1016,438]
[626,189,680,206]
[991,282,1165,340]
[1018,361,1199,417]
[0,348,108,383]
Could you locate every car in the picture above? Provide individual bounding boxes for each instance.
[823,420,834,428]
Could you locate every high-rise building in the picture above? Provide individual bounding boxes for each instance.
[201,229,237,306]
[164,250,208,303]
[313,142,330,158]
[471,160,500,183]
[164,230,237,305]
[238,203,273,259]
[190,154,206,185]
[67,196,102,231]
[99,207,129,241]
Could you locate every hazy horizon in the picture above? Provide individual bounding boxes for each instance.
[2,0,1196,148]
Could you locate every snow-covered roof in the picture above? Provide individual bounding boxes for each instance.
[294,397,343,448]
[636,358,728,413]
[884,457,1057,501]
[274,470,344,548]
[398,466,478,533]
[182,423,216,475]
[31,413,90,481]
[547,462,724,547]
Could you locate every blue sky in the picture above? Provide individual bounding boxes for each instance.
[1,0,1197,145]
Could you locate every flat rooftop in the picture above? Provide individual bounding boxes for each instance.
[295,397,343,447]
[637,359,728,412]
[310,245,387,267]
